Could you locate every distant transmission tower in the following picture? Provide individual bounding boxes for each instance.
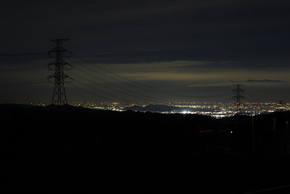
[48,38,72,105]
[232,84,245,111]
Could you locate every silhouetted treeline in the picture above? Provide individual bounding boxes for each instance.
[1,104,290,155]
[0,104,217,154]
[2,104,290,193]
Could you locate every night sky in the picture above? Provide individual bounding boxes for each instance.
[0,0,289,103]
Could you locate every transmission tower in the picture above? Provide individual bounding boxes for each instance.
[48,38,72,105]
[232,84,245,111]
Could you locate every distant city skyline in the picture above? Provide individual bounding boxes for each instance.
[0,0,290,103]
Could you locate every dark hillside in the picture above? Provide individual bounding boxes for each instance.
[0,104,218,153]
[1,104,290,193]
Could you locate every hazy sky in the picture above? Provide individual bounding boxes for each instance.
[0,0,289,103]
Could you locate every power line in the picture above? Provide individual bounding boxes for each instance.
[244,91,264,104]
[69,54,226,99]
[71,64,162,101]
[70,68,162,102]
[0,48,234,103]
[68,58,165,97]
[68,81,121,102]
[0,47,165,103]
[218,96,234,103]
[70,54,192,97]
[68,72,130,102]
[68,83,109,101]
[68,59,166,102]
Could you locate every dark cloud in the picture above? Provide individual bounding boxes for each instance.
[0,0,290,103]
[229,79,287,84]
[1,0,289,61]
[245,79,286,83]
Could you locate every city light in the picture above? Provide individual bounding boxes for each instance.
[23,101,289,118]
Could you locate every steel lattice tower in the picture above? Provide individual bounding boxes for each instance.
[232,84,244,111]
[48,38,72,105]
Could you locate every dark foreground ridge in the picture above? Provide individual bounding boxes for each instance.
[1,104,290,193]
